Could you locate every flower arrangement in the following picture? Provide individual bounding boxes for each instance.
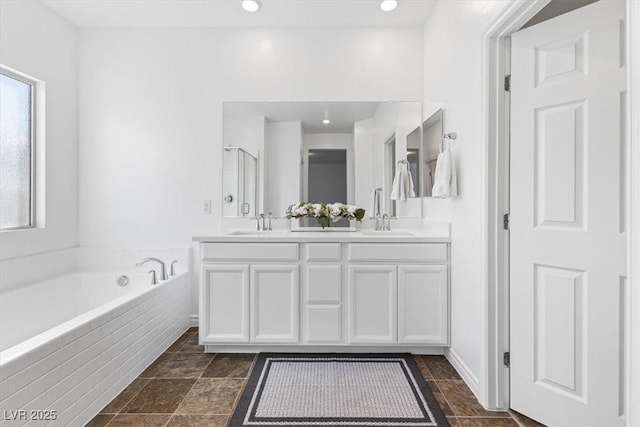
[285,202,366,229]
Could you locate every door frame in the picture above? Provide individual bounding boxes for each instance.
[482,2,640,426]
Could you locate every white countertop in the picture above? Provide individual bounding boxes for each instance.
[193,229,450,243]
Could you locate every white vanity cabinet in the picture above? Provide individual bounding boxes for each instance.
[200,243,300,344]
[197,237,450,351]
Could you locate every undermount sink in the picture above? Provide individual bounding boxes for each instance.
[360,231,414,236]
[226,230,291,236]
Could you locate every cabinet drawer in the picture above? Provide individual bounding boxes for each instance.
[201,243,298,262]
[347,243,447,263]
[305,243,341,261]
[305,265,342,303]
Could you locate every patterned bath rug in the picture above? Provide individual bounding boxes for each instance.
[228,353,449,427]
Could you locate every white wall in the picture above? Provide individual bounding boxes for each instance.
[77,27,424,314]
[0,1,78,260]
[422,0,508,405]
[265,121,302,215]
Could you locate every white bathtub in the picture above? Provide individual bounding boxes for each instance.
[0,248,191,426]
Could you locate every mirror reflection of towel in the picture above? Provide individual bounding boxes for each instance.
[390,162,415,201]
[432,149,458,198]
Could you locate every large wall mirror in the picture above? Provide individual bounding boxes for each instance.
[222,101,424,220]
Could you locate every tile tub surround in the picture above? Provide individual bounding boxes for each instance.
[0,267,191,426]
[87,330,543,427]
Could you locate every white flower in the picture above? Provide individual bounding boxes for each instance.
[347,205,357,214]
[328,203,342,217]
[312,203,323,216]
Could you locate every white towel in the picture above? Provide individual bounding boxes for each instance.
[390,162,415,201]
[431,149,458,198]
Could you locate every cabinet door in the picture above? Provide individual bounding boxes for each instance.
[398,265,448,345]
[201,265,249,342]
[250,265,299,343]
[348,265,397,344]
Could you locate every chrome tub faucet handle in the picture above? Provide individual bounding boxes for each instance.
[170,260,178,276]
[136,258,168,281]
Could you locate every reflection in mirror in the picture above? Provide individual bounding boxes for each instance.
[222,146,258,217]
[222,101,423,220]
[421,108,444,197]
[406,126,421,196]
[303,149,349,228]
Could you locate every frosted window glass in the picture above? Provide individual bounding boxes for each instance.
[0,73,32,229]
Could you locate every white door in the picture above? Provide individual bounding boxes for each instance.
[348,265,397,344]
[201,265,250,343]
[398,265,448,345]
[510,1,627,425]
[250,265,299,343]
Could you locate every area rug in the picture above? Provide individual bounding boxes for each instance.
[228,353,449,427]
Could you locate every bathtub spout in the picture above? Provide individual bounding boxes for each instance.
[136,258,168,281]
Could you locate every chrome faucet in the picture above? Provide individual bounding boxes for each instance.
[382,214,391,231]
[136,258,168,281]
[170,260,178,276]
[372,187,382,218]
[267,212,273,231]
[256,213,265,231]
[148,270,158,285]
[375,213,383,231]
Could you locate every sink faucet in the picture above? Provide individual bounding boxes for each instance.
[267,212,273,231]
[375,213,383,231]
[136,258,168,281]
[382,214,391,231]
[256,213,265,231]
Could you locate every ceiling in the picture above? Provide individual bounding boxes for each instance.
[40,0,436,28]
[224,101,381,133]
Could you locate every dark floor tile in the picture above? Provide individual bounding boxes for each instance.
[437,380,510,418]
[166,331,193,352]
[101,379,150,413]
[121,379,196,414]
[177,333,204,353]
[422,355,461,380]
[154,352,214,378]
[139,353,176,378]
[187,327,198,333]
[413,354,434,380]
[458,417,518,427]
[510,410,547,427]
[446,417,461,426]
[85,414,114,427]
[166,415,228,427]
[175,378,244,415]
[202,354,255,378]
[426,380,454,417]
[106,414,171,427]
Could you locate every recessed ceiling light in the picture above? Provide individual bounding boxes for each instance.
[323,119,331,124]
[380,0,398,12]
[242,0,261,13]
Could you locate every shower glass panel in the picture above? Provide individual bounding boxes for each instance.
[223,147,257,217]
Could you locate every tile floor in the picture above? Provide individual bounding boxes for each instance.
[86,328,544,427]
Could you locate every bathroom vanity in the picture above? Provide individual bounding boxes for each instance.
[193,231,450,353]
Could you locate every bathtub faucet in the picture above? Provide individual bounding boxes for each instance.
[136,258,168,281]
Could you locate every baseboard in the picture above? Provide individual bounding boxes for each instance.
[190,314,199,327]
[445,348,481,400]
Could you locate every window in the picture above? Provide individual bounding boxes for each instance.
[0,68,35,230]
